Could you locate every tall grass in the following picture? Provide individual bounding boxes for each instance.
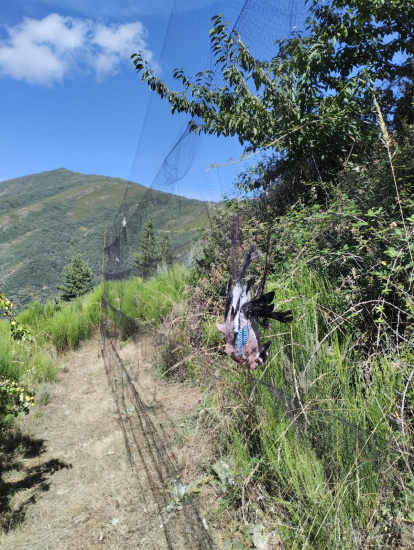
[103,264,187,333]
[213,269,412,549]
[17,287,101,352]
[0,321,56,385]
[1,266,188,395]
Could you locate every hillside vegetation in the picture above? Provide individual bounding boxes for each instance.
[0,169,209,308]
[2,0,414,548]
[130,1,414,547]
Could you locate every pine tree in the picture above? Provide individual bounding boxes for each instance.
[57,255,93,301]
[133,218,160,278]
[133,218,173,278]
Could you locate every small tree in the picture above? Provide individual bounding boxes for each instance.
[133,218,160,278]
[57,255,93,301]
[160,235,173,266]
[133,218,173,278]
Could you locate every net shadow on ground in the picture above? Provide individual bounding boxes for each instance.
[100,317,215,550]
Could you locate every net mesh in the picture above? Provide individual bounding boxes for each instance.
[98,1,406,547]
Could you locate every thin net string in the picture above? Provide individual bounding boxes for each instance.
[99,2,402,547]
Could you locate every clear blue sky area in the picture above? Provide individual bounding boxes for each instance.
[0,0,307,201]
[0,0,177,182]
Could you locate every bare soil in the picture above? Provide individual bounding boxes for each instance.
[0,337,220,549]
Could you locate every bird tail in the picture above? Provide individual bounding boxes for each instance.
[243,291,294,324]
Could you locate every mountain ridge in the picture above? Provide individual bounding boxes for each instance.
[0,169,209,309]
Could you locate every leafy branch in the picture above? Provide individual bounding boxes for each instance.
[0,292,30,342]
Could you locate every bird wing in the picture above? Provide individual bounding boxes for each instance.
[241,291,275,318]
[231,281,245,332]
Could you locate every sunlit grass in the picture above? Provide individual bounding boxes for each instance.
[103,264,187,334]
[6,266,187,390]
[209,268,411,549]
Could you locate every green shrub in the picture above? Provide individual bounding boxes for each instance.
[204,267,413,549]
[0,378,35,418]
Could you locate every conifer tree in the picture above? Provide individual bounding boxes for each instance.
[133,218,160,278]
[57,255,93,301]
[133,218,173,278]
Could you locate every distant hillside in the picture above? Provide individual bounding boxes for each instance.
[0,169,210,309]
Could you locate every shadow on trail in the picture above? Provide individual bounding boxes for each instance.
[0,427,71,532]
[101,332,215,550]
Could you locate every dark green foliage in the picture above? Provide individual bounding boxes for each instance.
[309,0,414,82]
[132,217,173,278]
[133,2,413,192]
[57,255,93,301]
[0,293,33,420]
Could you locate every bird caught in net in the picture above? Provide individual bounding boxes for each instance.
[217,244,293,370]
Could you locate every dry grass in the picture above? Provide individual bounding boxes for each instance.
[1,341,154,549]
[0,335,228,549]
[0,329,274,549]
[102,336,217,549]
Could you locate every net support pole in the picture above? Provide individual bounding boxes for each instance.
[98,225,106,357]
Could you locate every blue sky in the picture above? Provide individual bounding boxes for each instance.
[0,0,307,201]
[0,0,246,201]
[0,1,175,180]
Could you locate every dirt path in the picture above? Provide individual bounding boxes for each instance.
[0,337,217,549]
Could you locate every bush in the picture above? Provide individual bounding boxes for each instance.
[199,267,414,549]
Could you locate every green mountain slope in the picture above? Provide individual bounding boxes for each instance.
[0,169,209,309]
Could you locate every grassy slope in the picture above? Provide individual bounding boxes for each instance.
[2,262,413,548]
[0,267,187,385]
[156,266,414,549]
[0,169,209,309]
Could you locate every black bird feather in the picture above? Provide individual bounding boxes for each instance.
[217,244,293,370]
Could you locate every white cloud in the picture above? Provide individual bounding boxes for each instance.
[91,21,148,79]
[0,14,152,85]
